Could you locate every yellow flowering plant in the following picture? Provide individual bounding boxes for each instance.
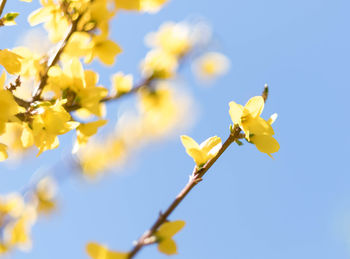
[0,0,280,258]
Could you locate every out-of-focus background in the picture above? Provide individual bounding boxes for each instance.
[1,0,350,258]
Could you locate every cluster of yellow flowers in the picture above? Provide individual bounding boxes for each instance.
[0,0,280,257]
[77,19,229,176]
[0,177,57,254]
[84,95,280,257]
[182,95,280,170]
[0,0,229,165]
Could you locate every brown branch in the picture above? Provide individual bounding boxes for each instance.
[0,0,7,17]
[126,86,269,258]
[65,76,154,112]
[31,14,83,101]
[127,125,242,259]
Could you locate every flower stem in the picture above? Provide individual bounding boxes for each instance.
[127,126,242,259]
[0,0,7,17]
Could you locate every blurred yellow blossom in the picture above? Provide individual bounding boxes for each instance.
[85,34,122,66]
[33,177,57,214]
[0,123,32,155]
[112,72,133,95]
[73,120,108,153]
[0,193,24,220]
[145,22,191,56]
[28,0,70,42]
[2,205,37,252]
[12,47,44,80]
[155,220,185,255]
[0,72,21,162]
[141,49,178,79]
[0,143,7,161]
[86,242,129,259]
[192,52,230,82]
[115,0,168,13]
[0,49,22,74]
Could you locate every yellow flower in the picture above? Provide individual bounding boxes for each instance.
[0,123,33,153]
[0,49,22,74]
[64,32,91,58]
[229,96,279,157]
[114,0,140,11]
[192,52,230,82]
[0,193,24,218]
[47,59,108,117]
[12,47,45,79]
[31,100,79,155]
[33,177,57,214]
[77,0,114,32]
[0,143,8,161]
[145,22,192,56]
[73,120,108,153]
[0,72,21,154]
[1,13,20,26]
[140,0,169,13]
[64,31,122,66]
[86,242,129,259]
[141,49,178,79]
[139,84,184,136]
[85,34,122,66]
[111,72,133,95]
[155,220,185,255]
[115,0,168,13]
[2,205,37,252]
[181,135,222,167]
[28,0,70,42]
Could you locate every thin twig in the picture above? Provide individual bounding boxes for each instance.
[65,77,153,112]
[0,0,7,17]
[127,126,242,259]
[126,86,269,258]
[31,14,83,101]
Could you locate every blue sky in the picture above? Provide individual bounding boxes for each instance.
[1,0,350,258]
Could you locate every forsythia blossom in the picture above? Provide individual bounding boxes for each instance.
[229,96,280,157]
[154,220,186,255]
[115,0,169,13]
[0,72,21,161]
[0,49,22,74]
[29,100,79,155]
[181,135,222,167]
[192,52,230,82]
[86,242,129,259]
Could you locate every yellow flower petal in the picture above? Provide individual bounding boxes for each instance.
[181,135,222,166]
[92,39,122,66]
[28,7,52,26]
[0,143,8,161]
[242,96,264,118]
[250,135,280,156]
[180,135,200,151]
[0,49,22,74]
[157,220,186,238]
[86,242,128,259]
[112,73,133,94]
[267,113,278,125]
[200,136,221,155]
[115,0,141,11]
[229,101,244,125]
[158,238,177,255]
[242,117,274,137]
